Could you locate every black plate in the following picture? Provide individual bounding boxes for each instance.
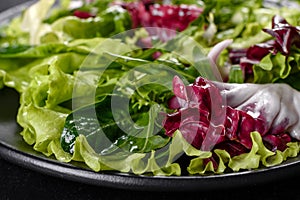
[1,1,300,192]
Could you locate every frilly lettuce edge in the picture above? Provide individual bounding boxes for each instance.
[17,104,300,176]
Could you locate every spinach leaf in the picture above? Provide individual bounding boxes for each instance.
[61,96,169,154]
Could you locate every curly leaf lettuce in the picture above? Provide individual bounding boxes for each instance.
[51,129,300,175]
[188,131,300,174]
[253,53,291,83]
[14,37,133,155]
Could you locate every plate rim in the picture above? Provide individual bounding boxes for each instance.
[1,138,300,191]
[0,0,300,192]
[0,1,36,26]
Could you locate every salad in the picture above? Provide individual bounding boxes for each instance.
[0,0,300,176]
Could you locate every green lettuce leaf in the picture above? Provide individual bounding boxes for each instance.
[56,129,300,175]
[20,0,55,45]
[253,53,291,83]
[187,132,300,174]
[228,65,244,83]
[0,43,90,58]
[49,7,131,42]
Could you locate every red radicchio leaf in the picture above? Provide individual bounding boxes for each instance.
[119,1,202,42]
[229,49,247,65]
[173,75,188,100]
[146,4,203,32]
[263,15,300,55]
[203,152,220,170]
[163,76,291,155]
[215,140,249,157]
[230,15,300,78]
[263,133,291,152]
[73,10,95,19]
[123,2,202,30]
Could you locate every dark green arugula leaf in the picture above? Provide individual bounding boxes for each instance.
[61,96,169,154]
[0,43,89,58]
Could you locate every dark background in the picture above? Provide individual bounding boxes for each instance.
[0,1,300,199]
